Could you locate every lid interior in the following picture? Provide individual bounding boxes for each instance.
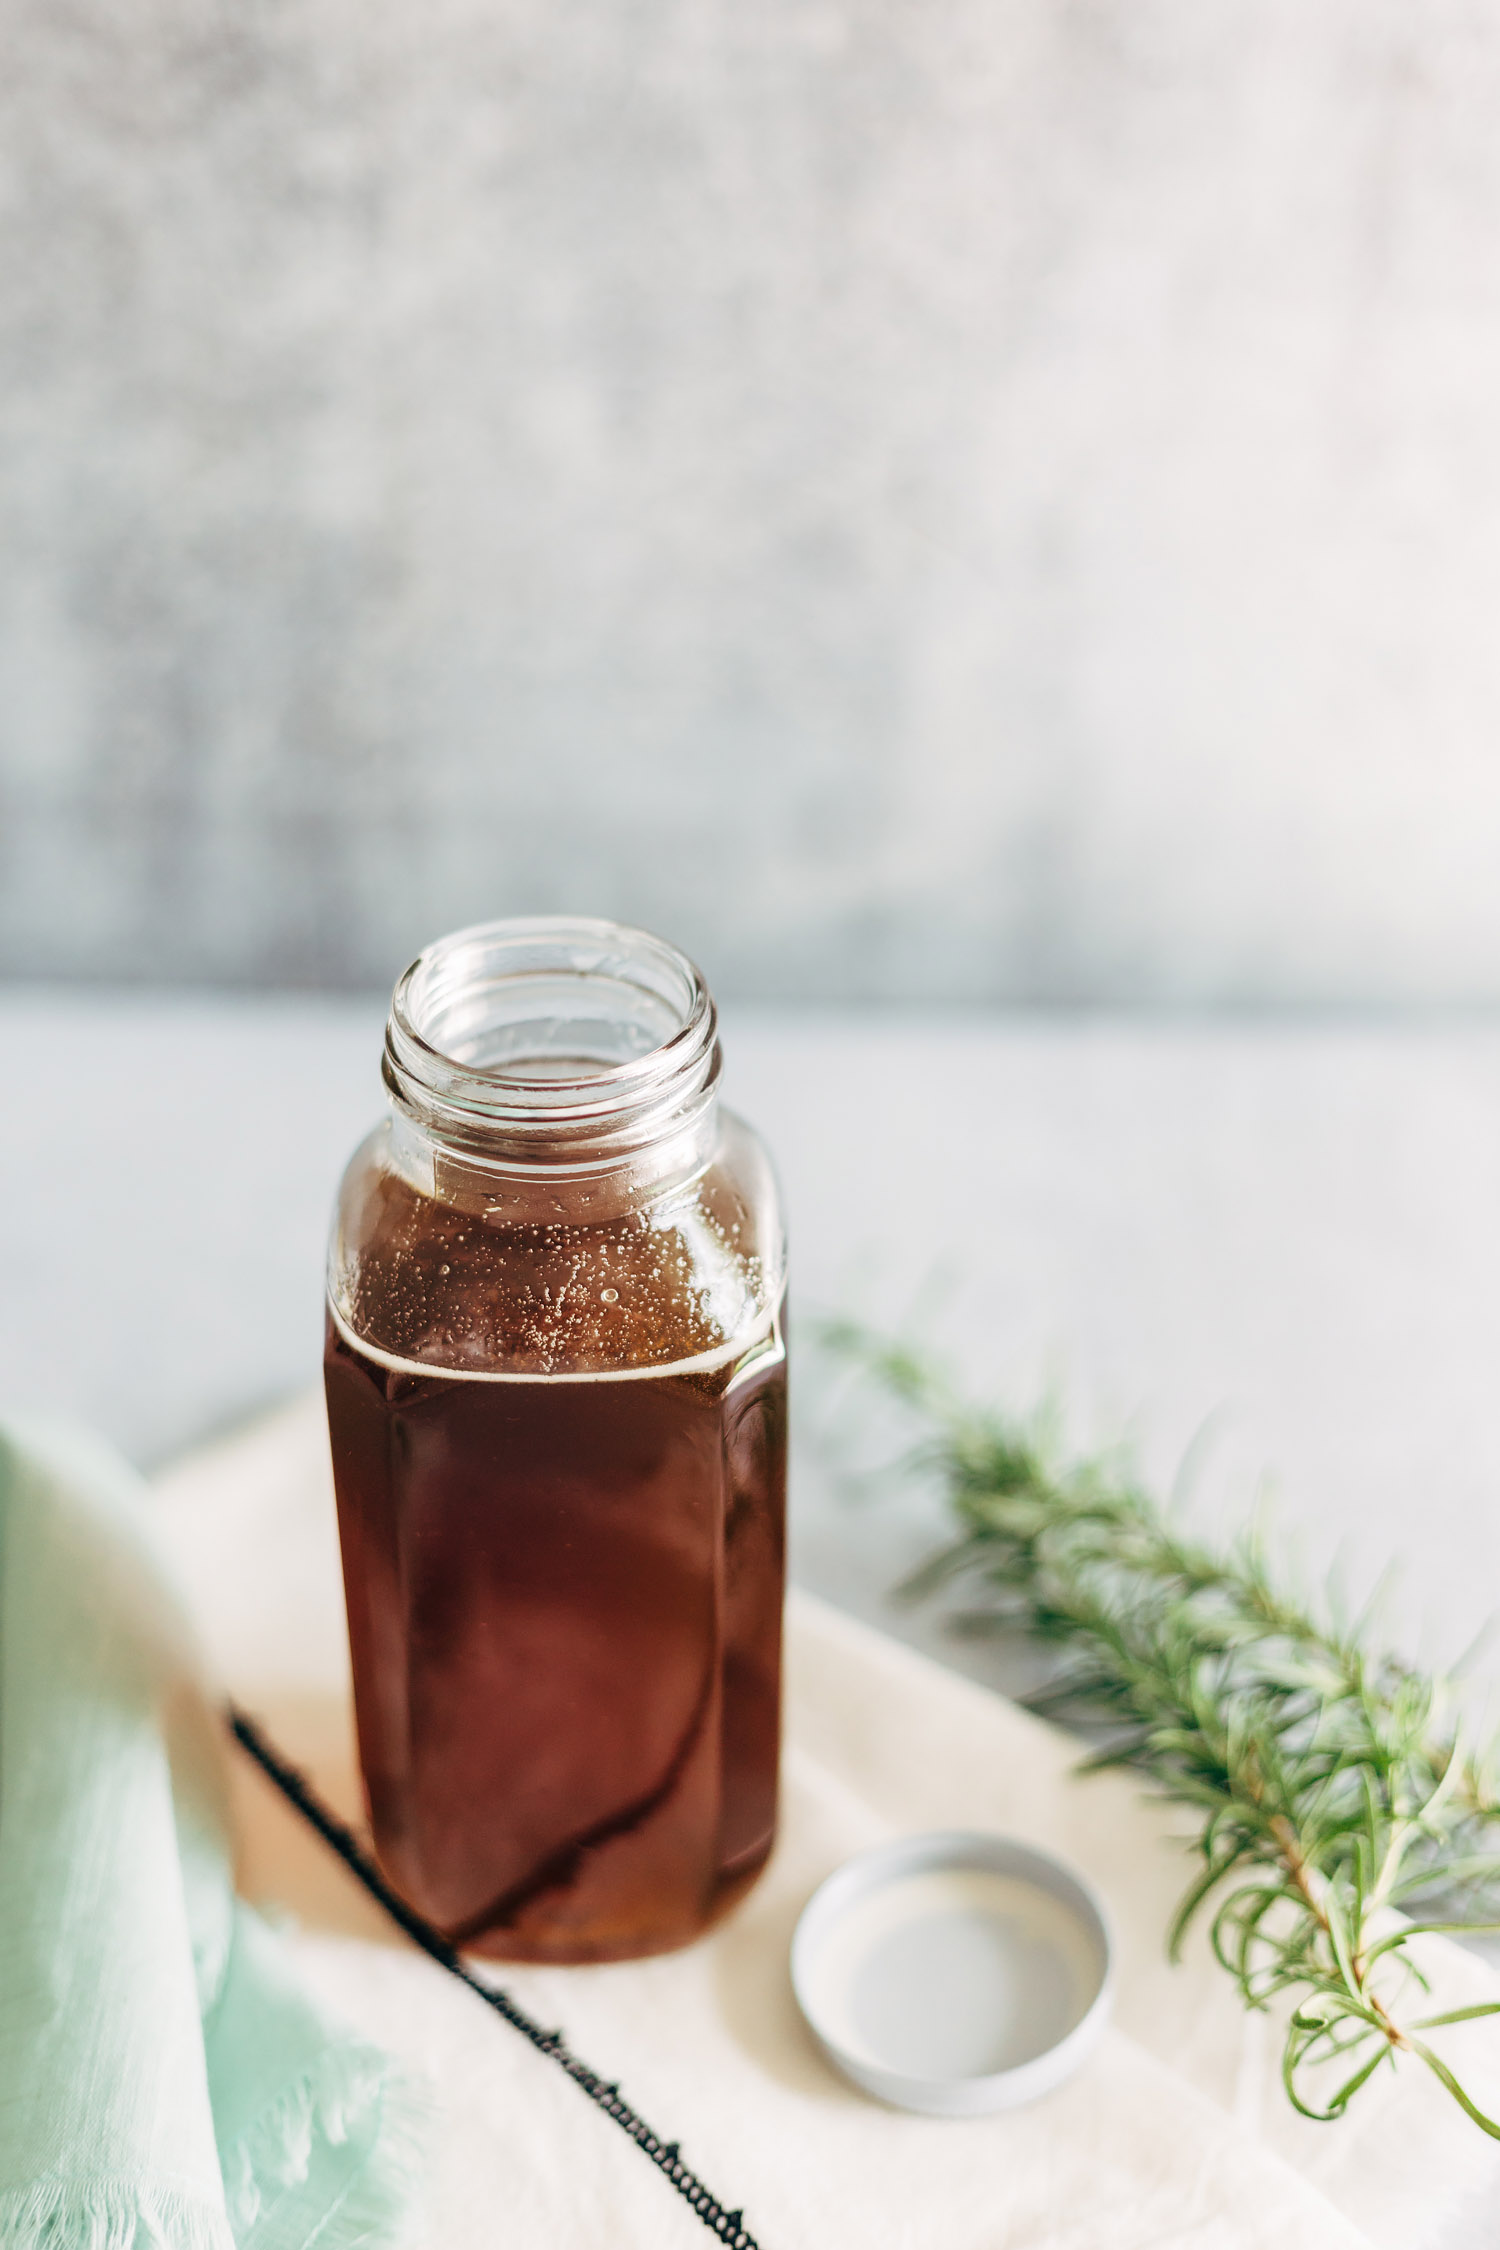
[794,1840,1110,2091]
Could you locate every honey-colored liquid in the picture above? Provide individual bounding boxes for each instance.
[323,1167,786,1961]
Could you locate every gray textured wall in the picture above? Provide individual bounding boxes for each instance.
[4,0,1500,1001]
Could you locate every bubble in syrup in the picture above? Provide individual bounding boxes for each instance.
[601,1287,619,1303]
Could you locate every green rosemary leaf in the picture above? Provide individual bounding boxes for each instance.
[1390,1856,1500,1903]
[1364,1920,1500,1967]
[1412,2043,1500,2139]
[1413,2003,1500,2030]
[1168,1846,1252,1961]
[1322,2041,1393,2118]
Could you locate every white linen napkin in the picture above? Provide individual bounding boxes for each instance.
[151,1396,1500,2250]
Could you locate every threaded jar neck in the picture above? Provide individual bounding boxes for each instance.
[382,916,722,1181]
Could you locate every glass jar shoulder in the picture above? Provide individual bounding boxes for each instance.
[327,1107,784,1380]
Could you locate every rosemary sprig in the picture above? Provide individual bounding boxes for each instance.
[826,1320,1500,2134]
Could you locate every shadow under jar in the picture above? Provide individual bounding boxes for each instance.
[323,918,787,1964]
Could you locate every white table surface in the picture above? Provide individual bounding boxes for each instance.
[6,989,1500,2238]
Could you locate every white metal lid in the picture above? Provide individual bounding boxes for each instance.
[790,1830,1113,2116]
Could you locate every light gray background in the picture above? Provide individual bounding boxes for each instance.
[5,0,1500,1001]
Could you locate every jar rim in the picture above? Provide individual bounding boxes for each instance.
[382,915,721,1168]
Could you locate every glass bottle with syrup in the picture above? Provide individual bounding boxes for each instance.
[323,917,786,1962]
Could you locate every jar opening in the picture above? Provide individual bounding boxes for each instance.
[383,917,721,1172]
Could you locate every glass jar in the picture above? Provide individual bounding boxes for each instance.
[323,917,787,1963]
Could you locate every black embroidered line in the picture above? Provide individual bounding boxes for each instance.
[226,1705,760,2250]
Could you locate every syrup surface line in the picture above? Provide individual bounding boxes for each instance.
[327,1292,784,1385]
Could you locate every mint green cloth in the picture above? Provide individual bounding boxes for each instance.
[0,1419,427,2250]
